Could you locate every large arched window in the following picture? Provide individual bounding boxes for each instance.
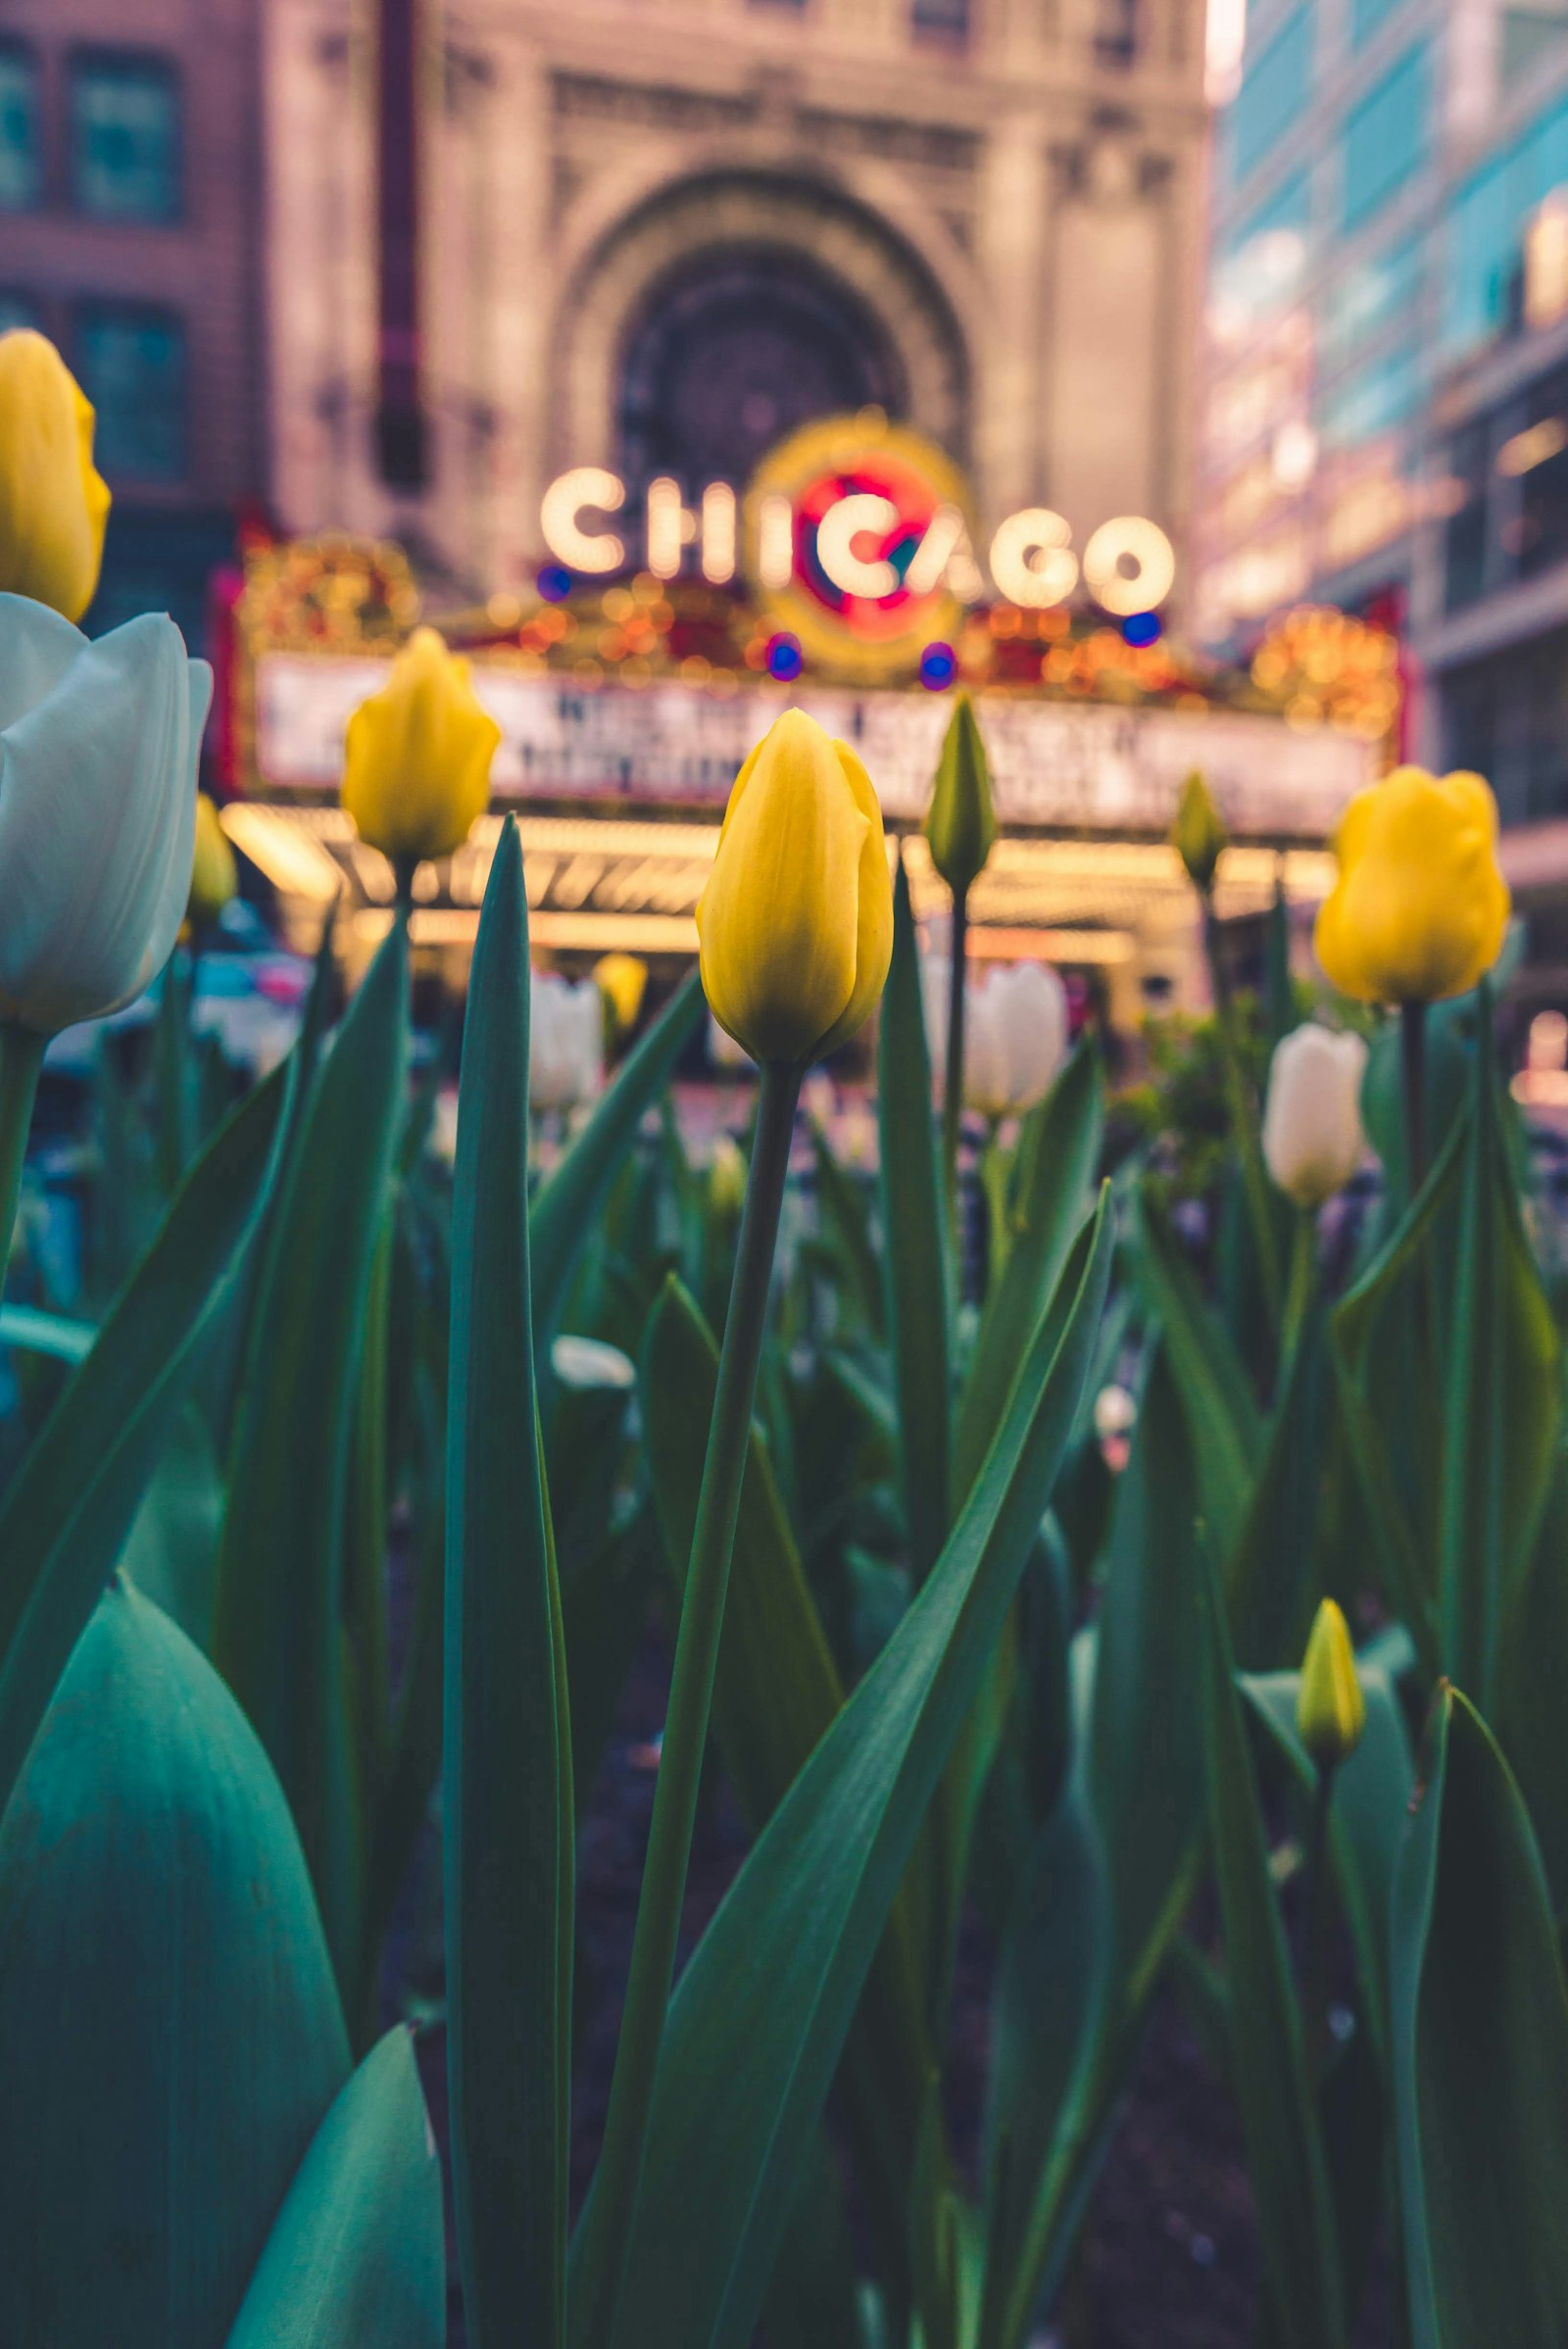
[615,247,907,494]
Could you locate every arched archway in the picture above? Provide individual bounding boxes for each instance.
[616,245,906,494]
[553,167,971,482]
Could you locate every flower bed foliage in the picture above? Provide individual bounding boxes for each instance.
[2,325,1567,2349]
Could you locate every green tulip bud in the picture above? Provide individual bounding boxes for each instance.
[1171,769,1229,896]
[924,694,998,899]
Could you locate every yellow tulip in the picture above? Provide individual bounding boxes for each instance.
[1296,1598,1366,1771]
[0,330,111,623]
[1171,769,1228,895]
[697,709,893,1065]
[594,951,648,1037]
[341,627,501,865]
[925,693,997,898]
[187,794,237,927]
[1314,765,1510,1003]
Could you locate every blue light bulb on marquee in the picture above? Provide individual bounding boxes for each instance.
[919,641,957,690]
[1121,611,1161,648]
[537,563,574,605]
[765,631,804,683]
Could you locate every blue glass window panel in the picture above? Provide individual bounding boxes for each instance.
[74,305,188,481]
[1229,10,1314,184]
[1342,42,1430,231]
[1214,170,1313,327]
[1350,0,1402,49]
[1442,94,1568,356]
[1318,337,1423,446]
[1320,229,1425,368]
[69,53,180,223]
[0,44,41,211]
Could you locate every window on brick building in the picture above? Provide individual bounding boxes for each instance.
[74,302,188,480]
[0,43,42,211]
[69,52,181,223]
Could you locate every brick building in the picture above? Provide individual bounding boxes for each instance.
[0,0,267,640]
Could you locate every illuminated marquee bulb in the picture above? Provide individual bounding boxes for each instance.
[904,503,982,600]
[1083,515,1176,615]
[701,481,737,585]
[540,467,626,574]
[815,493,900,598]
[646,476,697,580]
[988,509,1078,608]
[755,492,795,592]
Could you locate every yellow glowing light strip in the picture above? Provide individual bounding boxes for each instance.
[220,803,342,904]
[354,907,702,954]
[968,927,1136,963]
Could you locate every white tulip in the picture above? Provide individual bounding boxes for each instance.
[922,955,1069,1119]
[1262,1023,1369,1208]
[529,972,604,1111]
[0,594,209,1035]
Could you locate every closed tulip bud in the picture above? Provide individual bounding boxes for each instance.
[698,709,894,1065]
[1262,1024,1369,1207]
[1315,766,1509,1004]
[1297,1598,1365,1771]
[924,693,998,899]
[0,330,111,623]
[921,956,1068,1119]
[709,1134,748,1216]
[1171,769,1229,896]
[0,595,209,1035]
[529,973,603,1112]
[341,627,500,866]
[187,794,237,928]
[594,951,648,1038]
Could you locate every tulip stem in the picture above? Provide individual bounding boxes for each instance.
[0,1024,44,1298]
[1301,1762,1337,2080]
[1281,1207,1318,1370]
[943,888,969,1220]
[1204,903,1284,1330]
[1400,1000,1427,1200]
[580,1057,801,2349]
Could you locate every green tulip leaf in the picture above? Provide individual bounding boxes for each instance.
[878,856,953,1587]
[575,1191,1113,2349]
[1200,1555,1346,2349]
[639,1272,930,2290]
[213,922,410,1994]
[954,1039,1102,1506]
[446,817,572,2349]
[1329,1102,1470,1682]
[1439,992,1558,1707]
[530,968,704,1347]
[1393,1685,1568,2348]
[0,1064,286,1821]
[0,1302,94,1363]
[224,2028,445,2348]
[1132,1185,1263,1562]
[0,1581,349,2349]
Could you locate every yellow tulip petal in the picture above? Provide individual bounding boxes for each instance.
[0,331,110,623]
[342,626,500,863]
[1314,764,1510,1004]
[697,709,892,1064]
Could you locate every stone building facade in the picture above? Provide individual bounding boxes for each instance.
[264,0,1211,608]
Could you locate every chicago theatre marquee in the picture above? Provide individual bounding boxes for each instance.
[238,0,1383,1017]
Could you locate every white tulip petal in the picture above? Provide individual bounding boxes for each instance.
[0,614,207,1034]
[0,592,88,731]
[1263,1024,1370,1207]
